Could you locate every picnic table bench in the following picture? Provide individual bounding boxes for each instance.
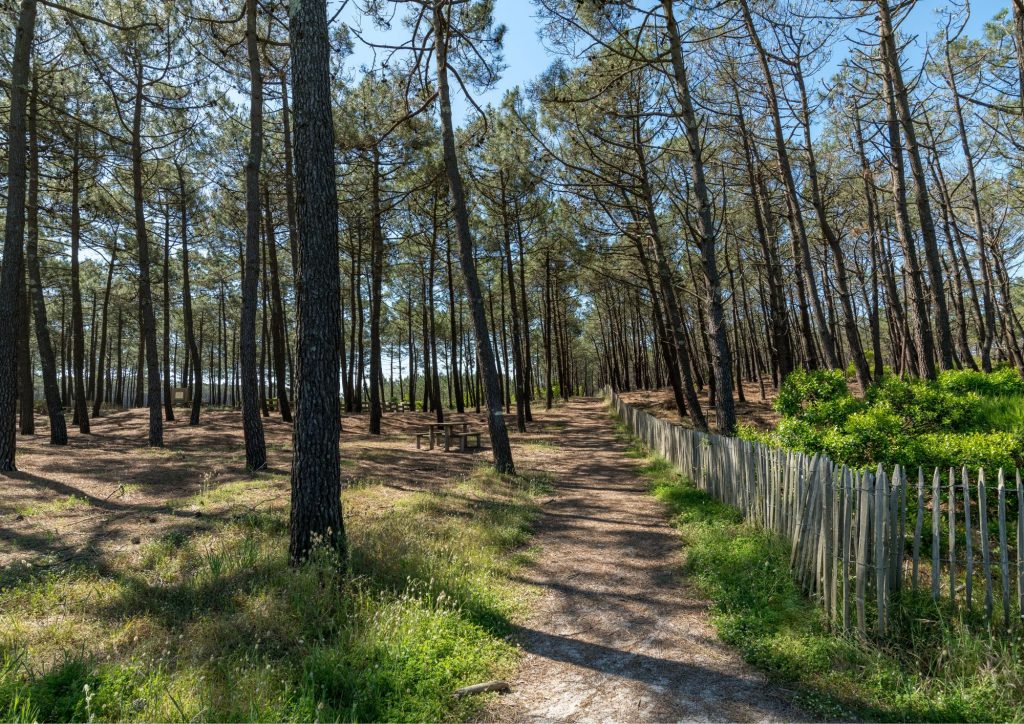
[415,421,470,450]
[449,431,482,452]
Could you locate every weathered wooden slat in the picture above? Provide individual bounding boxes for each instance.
[856,469,872,635]
[963,467,974,611]
[979,469,994,620]
[889,465,904,595]
[876,465,888,635]
[998,469,1010,628]
[932,468,941,601]
[912,467,924,590]
[841,467,853,631]
[948,468,956,605]
[1018,469,1024,619]
[822,460,835,616]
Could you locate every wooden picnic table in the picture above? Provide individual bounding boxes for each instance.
[423,421,469,450]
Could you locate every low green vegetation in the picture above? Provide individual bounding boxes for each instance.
[740,367,1024,470]
[0,469,547,722]
[16,495,90,518]
[631,440,1024,721]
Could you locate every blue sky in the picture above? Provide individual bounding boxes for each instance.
[339,0,1006,126]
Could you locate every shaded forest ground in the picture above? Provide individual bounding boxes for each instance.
[620,379,780,432]
[0,406,564,578]
[0,405,569,720]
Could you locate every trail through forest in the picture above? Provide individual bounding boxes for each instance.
[490,397,801,722]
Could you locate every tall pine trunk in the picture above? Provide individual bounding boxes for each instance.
[70,124,90,434]
[132,66,162,446]
[432,0,514,474]
[26,70,66,444]
[240,0,267,470]
[0,0,36,468]
[264,187,293,422]
[288,0,345,564]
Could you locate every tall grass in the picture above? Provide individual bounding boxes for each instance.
[626,431,1024,721]
[973,395,1024,433]
[0,469,547,722]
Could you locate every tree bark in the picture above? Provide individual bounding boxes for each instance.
[162,205,174,421]
[737,0,838,370]
[662,0,735,432]
[883,70,935,379]
[288,0,345,564]
[0,0,36,468]
[791,58,871,391]
[70,124,90,434]
[878,0,954,371]
[264,186,293,422]
[368,152,384,434]
[93,238,117,418]
[132,66,162,445]
[26,69,66,444]
[178,164,202,424]
[500,172,526,433]
[240,0,268,470]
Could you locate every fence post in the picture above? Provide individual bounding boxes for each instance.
[842,467,853,631]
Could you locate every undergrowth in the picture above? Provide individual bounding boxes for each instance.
[615,420,1024,721]
[741,367,1024,470]
[0,467,547,722]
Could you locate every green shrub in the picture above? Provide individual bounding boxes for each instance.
[908,431,1024,471]
[775,369,849,417]
[866,375,977,433]
[834,404,911,467]
[938,367,1024,397]
[799,396,865,428]
[735,423,775,447]
[768,368,1024,472]
[772,418,825,456]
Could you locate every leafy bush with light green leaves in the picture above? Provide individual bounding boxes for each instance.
[774,368,849,417]
[867,375,978,433]
[937,367,1024,398]
[744,369,1024,471]
[827,404,913,467]
[907,431,1024,471]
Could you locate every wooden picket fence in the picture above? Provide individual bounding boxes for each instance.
[605,387,1024,634]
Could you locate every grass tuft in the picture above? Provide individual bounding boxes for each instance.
[0,467,543,722]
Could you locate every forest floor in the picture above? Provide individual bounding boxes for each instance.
[0,405,563,575]
[620,379,780,432]
[1,397,800,720]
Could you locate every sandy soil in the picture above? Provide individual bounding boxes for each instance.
[486,397,801,722]
[0,405,516,578]
[620,380,781,432]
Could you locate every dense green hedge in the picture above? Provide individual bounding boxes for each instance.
[739,368,1024,471]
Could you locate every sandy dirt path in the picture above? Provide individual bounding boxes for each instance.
[490,397,802,722]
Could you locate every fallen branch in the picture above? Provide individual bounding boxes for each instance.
[452,681,511,699]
